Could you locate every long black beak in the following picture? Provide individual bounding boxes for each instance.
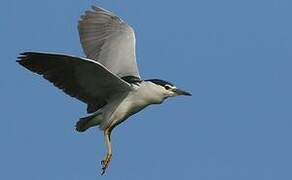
[173,88,192,96]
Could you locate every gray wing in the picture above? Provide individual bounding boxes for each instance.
[78,6,140,79]
[17,52,131,113]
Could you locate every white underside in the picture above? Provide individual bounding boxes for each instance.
[90,81,167,130]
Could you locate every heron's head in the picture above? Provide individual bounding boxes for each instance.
[146,79,191,100]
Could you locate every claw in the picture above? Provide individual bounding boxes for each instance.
[100,129,112,175]
[101,168,106,175]
[100,154,112,175]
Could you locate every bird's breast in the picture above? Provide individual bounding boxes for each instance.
[105,87,164,130]
[106,93,149,128]
[122,93,151,115]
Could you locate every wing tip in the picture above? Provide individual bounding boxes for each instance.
[81,5,115,18]
[16,59,22,64]
[17,52,33,69]
[91,5,108,13]
[17,52,28,63]
[17,52,35,61]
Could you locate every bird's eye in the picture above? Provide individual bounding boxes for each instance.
[164,85,171,90]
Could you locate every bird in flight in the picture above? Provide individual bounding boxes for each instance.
[17,6,191,175]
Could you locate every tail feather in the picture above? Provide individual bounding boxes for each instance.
[75,113,103,132]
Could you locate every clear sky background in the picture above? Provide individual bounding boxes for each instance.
[1,0,292,179]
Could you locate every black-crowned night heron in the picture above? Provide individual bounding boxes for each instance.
[17,6,191,175]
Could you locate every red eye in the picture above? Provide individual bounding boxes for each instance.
[164,85,171,90]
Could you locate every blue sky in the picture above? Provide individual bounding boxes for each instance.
[2,0,292,179]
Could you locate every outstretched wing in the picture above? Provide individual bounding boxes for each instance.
[78,6,140,79]
[17,52,131,113]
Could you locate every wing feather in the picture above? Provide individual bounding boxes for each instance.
[17,52,131,113]
[78,6,140,79]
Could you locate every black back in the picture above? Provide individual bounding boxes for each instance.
[146,79,174,87]
[121,76,142,84]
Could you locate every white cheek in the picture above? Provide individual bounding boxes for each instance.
[164,90,174,97]
[170,92,176,97]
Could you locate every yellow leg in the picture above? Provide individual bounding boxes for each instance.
[101,129,112,175]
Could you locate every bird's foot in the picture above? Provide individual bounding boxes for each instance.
[100,153,112,175]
